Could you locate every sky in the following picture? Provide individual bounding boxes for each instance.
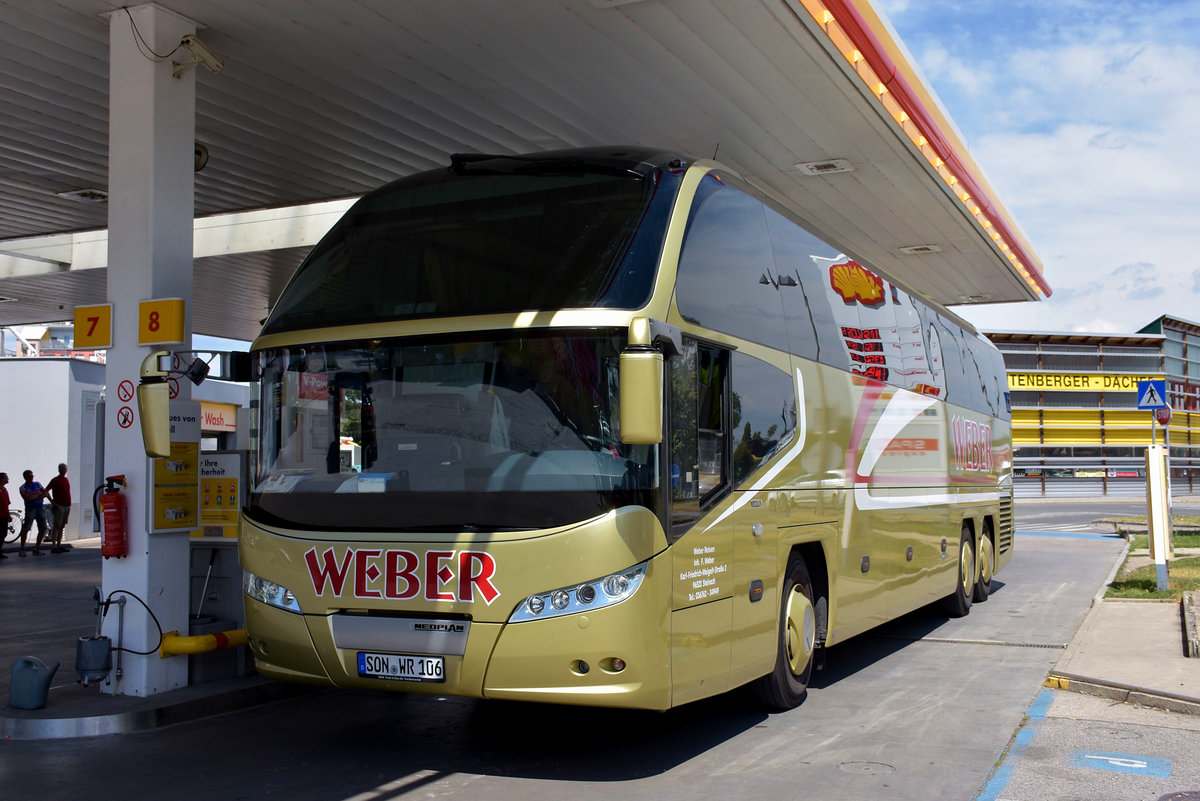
[876,0,1200,335]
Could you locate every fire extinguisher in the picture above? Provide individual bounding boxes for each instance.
[93,475,128,559]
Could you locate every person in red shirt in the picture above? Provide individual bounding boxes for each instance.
[0,472,10,560]
[46,463,71,554]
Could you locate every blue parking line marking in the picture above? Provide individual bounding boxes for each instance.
[976,688,1055,801]
[1026,689,1054,720]
[1067,750,1171,778]
[1017,530,1122,540]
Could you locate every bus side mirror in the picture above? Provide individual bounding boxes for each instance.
[137,350,172,458]
[618,348,663,445]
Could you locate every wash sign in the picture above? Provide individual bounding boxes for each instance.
[1137,380,1168,410]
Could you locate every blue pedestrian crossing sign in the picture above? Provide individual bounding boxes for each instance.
[1137,379,1167,410]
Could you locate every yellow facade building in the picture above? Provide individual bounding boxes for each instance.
[987,315,1200,497]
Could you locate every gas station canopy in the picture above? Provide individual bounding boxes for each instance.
[0,0,1048,341]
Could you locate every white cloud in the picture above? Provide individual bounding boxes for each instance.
[887,4,1200,334]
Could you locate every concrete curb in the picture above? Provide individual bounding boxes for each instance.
[0,679,317,740]
[1104,523,1200,536]
[1095,539,1130,604]
[1045,672,1200,717]
[1185,591,1200,659]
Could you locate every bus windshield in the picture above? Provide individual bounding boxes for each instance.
[250,331,660,532]
[260,151,677,335]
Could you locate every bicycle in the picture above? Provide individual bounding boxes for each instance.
[5,510,21,544]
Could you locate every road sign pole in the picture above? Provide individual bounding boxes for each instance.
[1138,381,1172,592]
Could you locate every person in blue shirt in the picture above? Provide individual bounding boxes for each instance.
[18,469,48,556]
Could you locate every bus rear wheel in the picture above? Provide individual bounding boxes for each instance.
[973,524,994,603]
[752,554,818,710]
[941,527,974,618]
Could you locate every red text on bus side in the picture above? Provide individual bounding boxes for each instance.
[303,547,500,605]
[950,415,993,473]
[841,326,882,340]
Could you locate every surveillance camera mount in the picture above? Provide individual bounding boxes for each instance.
[172,33,224,78]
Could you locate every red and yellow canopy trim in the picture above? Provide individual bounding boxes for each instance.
[799,0,1051,298]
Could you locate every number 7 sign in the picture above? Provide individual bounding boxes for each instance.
[73,304,113,349]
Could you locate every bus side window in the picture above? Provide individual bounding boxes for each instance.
[731,352,796,486]
[669,340,731,539]
[674,180,787,350]
[762,205,847,370]
[697,346,728,502]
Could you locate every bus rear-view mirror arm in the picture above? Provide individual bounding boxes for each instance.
[135,349,256,458]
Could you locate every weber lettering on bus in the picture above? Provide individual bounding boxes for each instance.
[303,546,500,604]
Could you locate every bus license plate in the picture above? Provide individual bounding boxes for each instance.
[357,652,445,683]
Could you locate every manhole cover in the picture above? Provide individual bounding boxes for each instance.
[838,761,896,776]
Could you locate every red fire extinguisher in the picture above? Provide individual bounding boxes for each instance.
[96,475,128,559]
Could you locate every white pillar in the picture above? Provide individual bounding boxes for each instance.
[101,3,198,696]
[1146,444,1171,593]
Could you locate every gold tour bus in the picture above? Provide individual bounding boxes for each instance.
[182,147,1014,710]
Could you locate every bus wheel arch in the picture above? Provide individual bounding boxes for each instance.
[973,519,995,603]
[941,524,974,618]
[751,546,828,710]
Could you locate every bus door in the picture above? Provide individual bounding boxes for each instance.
[667,341,734,705]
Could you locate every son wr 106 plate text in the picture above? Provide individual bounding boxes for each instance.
[357,652,445,682]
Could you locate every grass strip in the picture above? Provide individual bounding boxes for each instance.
[1106,555,1200,599]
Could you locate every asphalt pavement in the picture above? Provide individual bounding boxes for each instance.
[1,524,1197,740]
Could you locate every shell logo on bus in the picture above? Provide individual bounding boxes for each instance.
[829,260,885,306]
[303,547,501,604]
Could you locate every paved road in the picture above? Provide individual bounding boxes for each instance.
[979,688,1200,801]
[1015,499,1200,535]
[978,500,1200,800]
[4,528,1127,801]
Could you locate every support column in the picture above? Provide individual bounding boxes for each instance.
[102,3,198,697]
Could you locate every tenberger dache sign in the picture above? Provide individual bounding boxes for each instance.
[1007,373,1162,392]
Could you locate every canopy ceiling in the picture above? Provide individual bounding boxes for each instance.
[0,0,1047,341]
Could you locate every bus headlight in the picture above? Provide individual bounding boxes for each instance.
[243,570,303,614]
[509,562,646,623]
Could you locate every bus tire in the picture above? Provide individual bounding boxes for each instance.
[752,554,818,710]
[941,527,974,618]
[973,523,994,603]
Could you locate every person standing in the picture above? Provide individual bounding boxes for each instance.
[18,469,48,556]
[46,463,71,554]
[0,472,10,560]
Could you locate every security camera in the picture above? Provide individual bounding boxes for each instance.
[173,34,224,77]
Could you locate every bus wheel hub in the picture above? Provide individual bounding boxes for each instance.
[785,588,815,674]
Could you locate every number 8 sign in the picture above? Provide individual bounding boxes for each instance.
[138,298,186,345]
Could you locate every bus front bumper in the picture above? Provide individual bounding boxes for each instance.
[244,557,672,709]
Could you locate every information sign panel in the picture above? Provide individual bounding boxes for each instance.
[149,400,200,532]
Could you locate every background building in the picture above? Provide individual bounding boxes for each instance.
[988,319,1199,497]
[1138,315,1200,412]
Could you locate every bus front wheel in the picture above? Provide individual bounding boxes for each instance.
[752,554,818,710]
[941,527,974,618]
